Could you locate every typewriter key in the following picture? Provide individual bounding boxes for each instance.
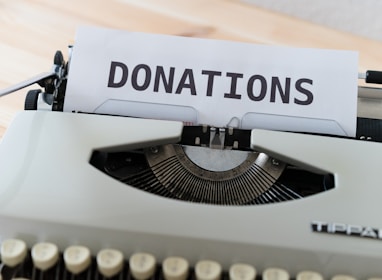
[296,271,323,280]
[63,245,91,274]
[31,242,59,271]
[129,252,156,280]
[97,248,124,278]
[0,239,28,267]
[195,260,222,280]
[162,256,189,280]
[262,268,289,280]
[229,263,256,280]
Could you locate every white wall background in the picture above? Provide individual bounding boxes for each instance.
[244,0,382,41]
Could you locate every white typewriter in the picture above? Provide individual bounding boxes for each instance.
[1,44,382,280]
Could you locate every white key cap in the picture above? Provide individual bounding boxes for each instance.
[63,245,91,274]
[332,275,356,280]
[296,271,323,280]
[129,252,156,280]
[195,260,222,280]
[97,248,124,278]
[0,239,28,267]
[31,242,59,271]
[262,268,290,280]
[229,263,256,280]
[162,256,189,280]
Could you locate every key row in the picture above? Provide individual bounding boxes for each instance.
[1,239,379,280]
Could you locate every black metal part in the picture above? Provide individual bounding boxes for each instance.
[54,50,64,66]
[19,50,68,111]
[356,117,382,142]
[51,50,67,111]
[366,70,382,84]
[42,92,53,105]
[181,126,251,150]
[24,89,41,110]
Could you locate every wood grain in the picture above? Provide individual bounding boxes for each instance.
[1,0,381,137]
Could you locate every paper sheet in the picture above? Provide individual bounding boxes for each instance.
[65,26,358,136]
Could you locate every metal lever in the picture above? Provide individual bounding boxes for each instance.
[0,50,67,101]
[209,127,226,149]
[0,71,57,98]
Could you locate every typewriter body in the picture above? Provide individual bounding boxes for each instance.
[1,49,382,280]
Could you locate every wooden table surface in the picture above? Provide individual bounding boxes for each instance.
[1,0,382,138]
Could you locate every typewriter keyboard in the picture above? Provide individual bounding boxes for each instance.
[0,239,368,280]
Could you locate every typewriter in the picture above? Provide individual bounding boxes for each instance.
[0,47,382,280]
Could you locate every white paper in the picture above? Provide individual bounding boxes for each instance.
[65,26,358,136]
